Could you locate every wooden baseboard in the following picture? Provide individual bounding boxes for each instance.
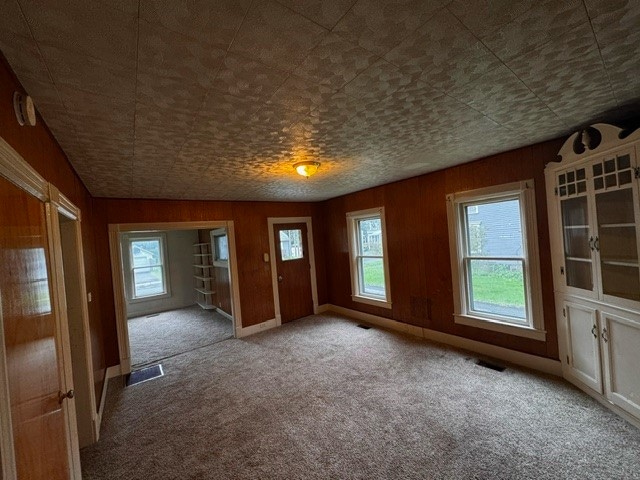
[237,318,277,338]
[94,365,121,441]
[316,304,330,313]
[215,307,234,321]
[327,305,562,377]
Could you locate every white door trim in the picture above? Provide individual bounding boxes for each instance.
[267,217,319,326]
[108,220,242,375]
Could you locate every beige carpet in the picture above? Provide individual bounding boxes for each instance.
[127,305,233,367]
[82,314,640,479]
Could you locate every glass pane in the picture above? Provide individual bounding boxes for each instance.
[596,188,639,300]
[357,217,382,256]
[558,173,566,185]
[594,177,604,190]
[567,171,575,182]
[617,154,631,170]
[576,168,586,181]
[596,188,635,225]
[131,239,161,267]
[604,158,616,173]
[565,259,593,291]
[465,199,522,257]
[605,174,617,188]
[279,229,303,261]
[214,235,228,261]
[619,170,632,185]
[601,264,640,301]
[133,265,165,297]
[468,259,526,321]
[360,257,386,297]
[577,181,586,193]
[593,163,603,176]
[561,196,593,291]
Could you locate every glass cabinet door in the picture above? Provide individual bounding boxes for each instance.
[593,153,640,302]
[558,167,594,291]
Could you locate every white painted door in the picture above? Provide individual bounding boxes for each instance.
[565,302,602,393]
[600,310,640,419]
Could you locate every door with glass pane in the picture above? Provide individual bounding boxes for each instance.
[592,152,640,304]
[557,166,597,296]
[273,223,313,323]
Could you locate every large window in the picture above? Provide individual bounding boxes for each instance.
[125,234,169,300]
[346,207,391,308]
[446,180,545,340]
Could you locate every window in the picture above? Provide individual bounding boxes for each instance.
[446,180,545,340]
[125,234,169,300]
[279,229,303,261]
[211,229,229,266]
[346,207,391,308]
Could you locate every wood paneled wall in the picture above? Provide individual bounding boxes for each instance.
[92,198,327,363]
[0,54,108,403]
[322,141,564,359]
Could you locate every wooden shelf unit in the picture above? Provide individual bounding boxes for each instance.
[193,242,215,310]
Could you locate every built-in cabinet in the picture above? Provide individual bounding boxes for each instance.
[547,123,640,427]
[193,242,215,310]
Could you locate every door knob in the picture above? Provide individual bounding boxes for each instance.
[278,275,283,282]
[58,389,74,404]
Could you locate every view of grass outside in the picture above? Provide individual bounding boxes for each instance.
[469,260,526,319]
[361,257,385,296]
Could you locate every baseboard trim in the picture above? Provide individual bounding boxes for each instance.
[237,318,277,338]
[316,303,330,314]
[327,305,562,377]
[95,365,121,441]
[215,307,234,322]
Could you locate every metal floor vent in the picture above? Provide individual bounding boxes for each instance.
[357,324,371,330]
[126,364,164,387]
[475,360,506,372]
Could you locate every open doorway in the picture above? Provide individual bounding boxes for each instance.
[109,222,241,374]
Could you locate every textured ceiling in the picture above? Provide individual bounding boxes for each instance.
[0,0,638,201]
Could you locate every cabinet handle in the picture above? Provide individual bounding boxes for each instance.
[588,236,595,251]
[594,236,600,252]
[591,324,597,338]
[601,327,608,343]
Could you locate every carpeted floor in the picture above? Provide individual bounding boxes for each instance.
[82,314,640,480]
[127,305,233,367]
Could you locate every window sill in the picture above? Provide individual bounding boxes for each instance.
[352,294,392,309]
[128,292,170,304]
[454,314,546,341]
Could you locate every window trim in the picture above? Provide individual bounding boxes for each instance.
[346,207,392,309]
[446,180,546,341]
[123,232,171,303]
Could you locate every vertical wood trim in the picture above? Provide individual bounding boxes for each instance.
[226,221,243,337]
[0,296,17,480]
[45,202,82,479]
[108,225,131,375]
[267,217,319,325]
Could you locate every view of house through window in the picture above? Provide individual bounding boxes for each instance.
[447,180,544,339]
[464,199,526,321]
[129,237,167,298]
[279,229,303,261]
[347,207,391,308]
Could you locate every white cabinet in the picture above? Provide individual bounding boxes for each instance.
[547,123,640,427]
[564,302,602,393]
[600,309,640,419]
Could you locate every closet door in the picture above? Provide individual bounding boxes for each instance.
[0,176,71,479]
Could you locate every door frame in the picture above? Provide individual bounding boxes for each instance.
[0,136,84,479]
[267,217,319,326]
[108,221,243,375]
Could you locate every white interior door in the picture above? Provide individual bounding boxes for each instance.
[565,302,602,393]
[600,310,640,419]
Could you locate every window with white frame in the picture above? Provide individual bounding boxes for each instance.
[446,180,545,340]
[346,207,391,308]
[124,234,169,300]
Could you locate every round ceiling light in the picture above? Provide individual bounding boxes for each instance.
[293,161,320,178]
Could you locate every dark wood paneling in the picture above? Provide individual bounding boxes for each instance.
[0,54,108,404]
[323,141,563,360]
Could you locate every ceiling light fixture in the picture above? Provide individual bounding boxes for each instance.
[294,161,320,178]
